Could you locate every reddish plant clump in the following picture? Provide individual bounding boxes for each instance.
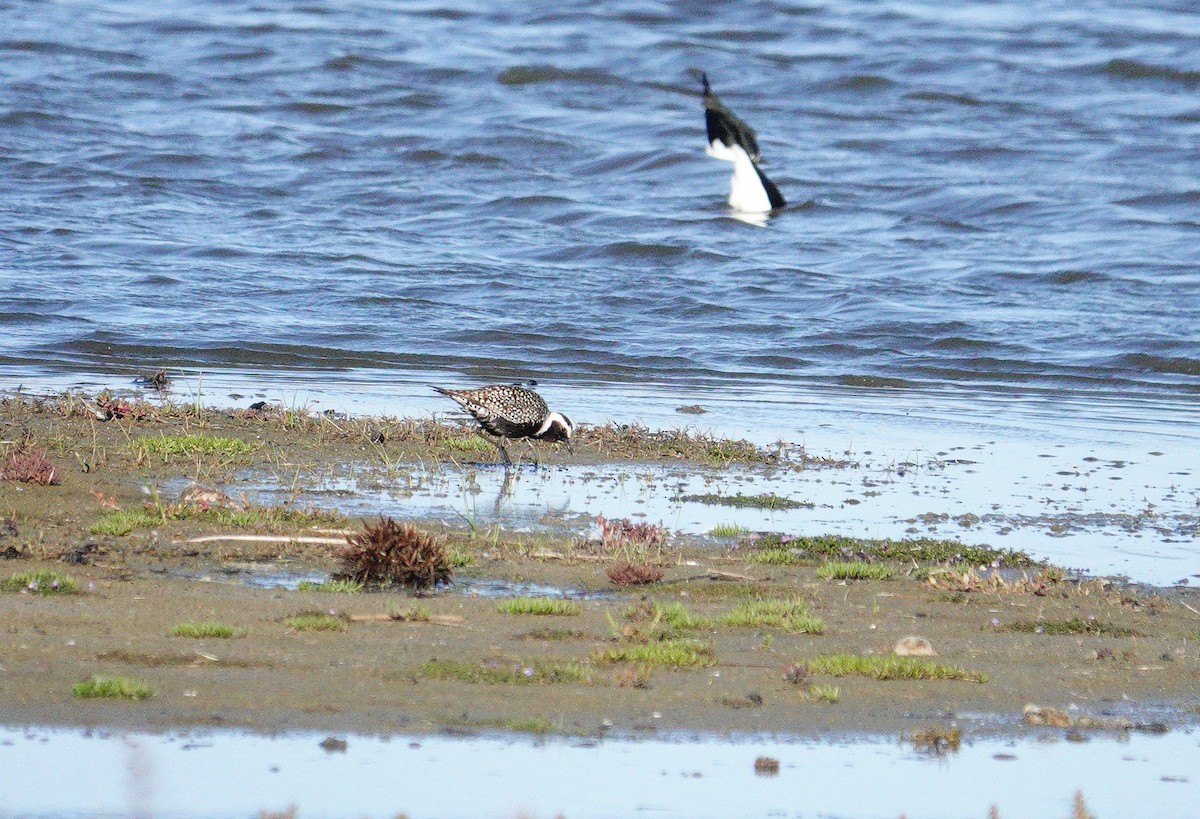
[596,515,666,548]
[606,560,664,587]
[334,517,450,589]
[1,448,60,486]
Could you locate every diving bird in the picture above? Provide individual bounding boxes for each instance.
[699,72,786,214]
[431,383,575,465]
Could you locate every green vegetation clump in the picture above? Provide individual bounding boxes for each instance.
[806,654,988,683]
[90,503,343,536]
[650,602,712,632]
[135,434,254,458]
[443,435,492,453]
[679,492,813,510]
[3,569,78,595]
[746,533,1039,568]
[171,621,243,638]
[418,659,592,685]
[496,597,583,616]
[284,611,348,632]
[386,602,431,622]
[596,638,716,668]
[746,547,802,565]
[90,509,160,536]
[296,579,363,594]
[708,523,750,537]
[1002,618,1140,637]
[809,684,841,703]
[815,561,896,580]
[72,675,153,700]
[719,598,825,634]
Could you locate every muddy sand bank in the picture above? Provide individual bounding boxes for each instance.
[1,393,1197,739]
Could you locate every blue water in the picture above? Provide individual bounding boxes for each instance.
[2,726,1197,819]
[2,0,1198,580]
[2,0,1197,395]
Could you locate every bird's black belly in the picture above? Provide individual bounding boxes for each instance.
[481,417,540,440]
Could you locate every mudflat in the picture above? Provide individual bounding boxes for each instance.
[1,393,1197,739]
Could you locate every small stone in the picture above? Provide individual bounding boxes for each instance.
[894,636,937,656]
[319,737,348,753]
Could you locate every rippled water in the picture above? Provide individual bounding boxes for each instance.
[2,0,1197,400]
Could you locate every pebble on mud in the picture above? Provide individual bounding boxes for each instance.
[893,636,937,656]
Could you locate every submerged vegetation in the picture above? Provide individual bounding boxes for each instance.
[679,492,813,510]
[744,533,1039,569]
[296,579,363,594]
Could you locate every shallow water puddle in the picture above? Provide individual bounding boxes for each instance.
[170,560,609,599]
[1,726,1195,818]
[237,431,1198,585]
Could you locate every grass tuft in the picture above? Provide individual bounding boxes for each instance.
[171,621,243,639]
[1001,618,1140,637]
[89,509,160,536]
[809,684,841,703]
[72,675,153,700]
[136,434,254,458]
[284,611,347,632]
[815,561,896,580]
[496,597,582,616]
[708,523,750,538]
[719,598,825,634]
[419,658,592,685]
[806,654,988,683]
[3,569,78,595]
[596,638,716,668]
[386,602,431,622]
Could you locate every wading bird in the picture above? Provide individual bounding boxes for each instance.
[431,383,575,466]
[699,72,786,214]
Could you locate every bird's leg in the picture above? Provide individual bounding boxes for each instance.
[495,469,517,509]
[492,437,513,467]
[523,440,539,467]
[471,431,512,466]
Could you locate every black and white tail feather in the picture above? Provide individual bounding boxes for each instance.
[699,72,786,214]
[431,383,575,466]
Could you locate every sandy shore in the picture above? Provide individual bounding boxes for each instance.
[1,393,1197,738]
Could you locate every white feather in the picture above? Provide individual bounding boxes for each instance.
[725,145,774,214]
